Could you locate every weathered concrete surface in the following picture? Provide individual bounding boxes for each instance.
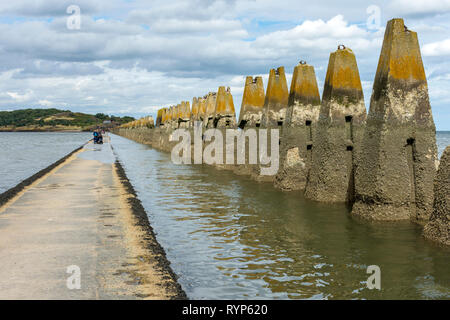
[0,140,184,299]
[166,106,173,129]
[214,86,237,128]
[204,92,217,128]
[190,97,199,127]
[178,101,191,128]
[252,67,288,182]
[145,116,155,128]
[156,109,163,127]
[197,97,206,123]
[424,146,450,246]
[305,46,366,203]
[238,76,265,128]
[275,62,321,191]
[261,66,289,128]
[160,108,168,128]
[173,104,180,129]
[352,18,437,223]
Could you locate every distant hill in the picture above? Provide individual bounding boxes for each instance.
[0,108,135,131]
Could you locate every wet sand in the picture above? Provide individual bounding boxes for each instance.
[0,137,185,299]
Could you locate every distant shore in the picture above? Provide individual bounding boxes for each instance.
[0,125,85,132]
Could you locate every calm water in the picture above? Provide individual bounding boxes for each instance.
[110,133,450,300]
[0,132,91,193]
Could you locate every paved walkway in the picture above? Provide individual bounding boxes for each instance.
[0,138,179,299]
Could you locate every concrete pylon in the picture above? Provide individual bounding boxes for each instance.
[197,97,206,124]
[146,116,155,128]
[305,45,366,203]
[424,146,450,245]
[261,66,289,128]
[275,61,321,191]
[156,109,163,127]
[178,101,191,128]
[173,104,181,129]
[214,86,237,128]
[160,108,167,127]
[238,76,265,128]
[204,92,217,128]
[167,106,174,129]
[352,18,437,222]
[191,97,199,126]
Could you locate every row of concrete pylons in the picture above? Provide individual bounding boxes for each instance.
[155,86,237,129]
[119,18,447,246]
[121,116,155,129]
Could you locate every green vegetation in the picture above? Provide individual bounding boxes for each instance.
[0,108,135,131]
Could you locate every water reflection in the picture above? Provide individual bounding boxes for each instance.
[111,134,449,300]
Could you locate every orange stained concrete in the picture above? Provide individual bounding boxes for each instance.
[191,98,199,120]
[377,18,426,82]
[325,47,363,91]
[290,63,321,101]
[241,76,265,110]
[205,92,217,118]
[215,86,235,116]
[180,101,191,120]
[266,67,289,106]
[198,97,206,119]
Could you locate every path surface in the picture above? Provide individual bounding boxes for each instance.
[0,137,181,299]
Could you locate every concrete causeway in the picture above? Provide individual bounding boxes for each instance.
[0,137,184,299]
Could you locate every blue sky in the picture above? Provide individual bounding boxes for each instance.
[0,0,449,130]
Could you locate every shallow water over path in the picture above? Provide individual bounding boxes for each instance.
[111,133,449,299]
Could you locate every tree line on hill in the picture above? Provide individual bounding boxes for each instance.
[0,108,135,129]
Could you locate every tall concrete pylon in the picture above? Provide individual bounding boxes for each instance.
[238,76,265,128]
[275,61,321,191]
[168,106,174,129]
[197,97,206,124]
[173,104,181,129]
[156,109,163,127]
[214,86,237,128]
[178,101,191,128]
[261,66,289,128]
[204,92,217,128]
[305,45,366,203]
[161,108,168,127]
[352,18,437,222]
[423,146,450,246]
[146,116,155,128]
[191,97,199,126]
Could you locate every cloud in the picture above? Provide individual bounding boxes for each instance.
[389,0,450,18]
[422,38,450,56]
[0,0,101,17]
[0,0,448,129]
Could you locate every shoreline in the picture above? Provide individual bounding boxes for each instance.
[113,158,187,299]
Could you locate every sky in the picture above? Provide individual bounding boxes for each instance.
[0,0,449,130]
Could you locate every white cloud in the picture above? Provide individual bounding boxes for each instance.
[38,99,55,107]
[6,91,33,102]
[389,0,450,17]
[422,39,450,56]
[0,0,448,129]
